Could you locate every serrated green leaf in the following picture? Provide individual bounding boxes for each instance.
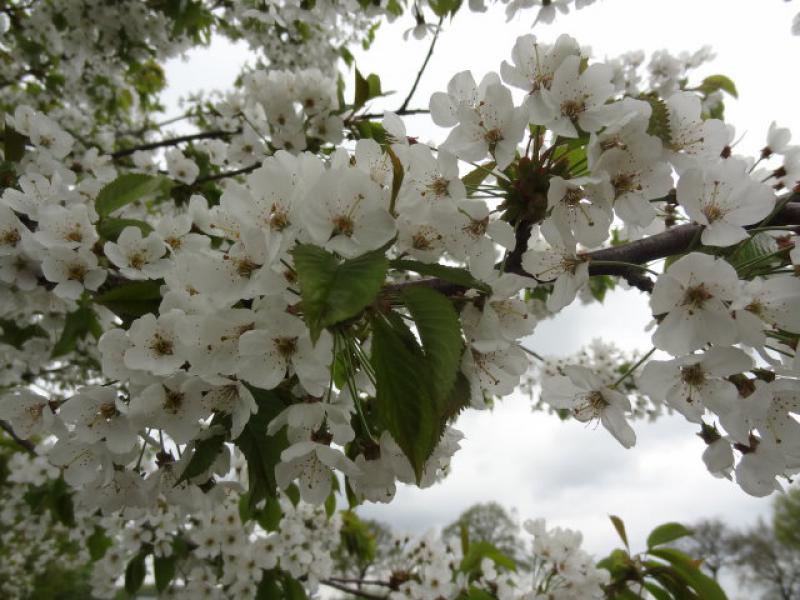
[698,75,738,98]
[124,551,147,595]
[355,120,387,143]
[51,305,102,358]
[389,259,491,293]
[178,434,226,483]
[95,173,168,218]
[639,95,672,147]
[728,232,780,274]
[94,280,163,318]
[96,217,153,241]
[154,554,176,593]
[401,286,463,402]
[291,244,388,342]
[370,313,437,482]
[647,522,693,549]
[234,387,289,510]
[610,515,630,549]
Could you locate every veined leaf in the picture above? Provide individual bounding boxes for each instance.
[292,244,388,342]
[389,258,491,293]
[401,286,463,402]
[639,95,672,147]
[234,387,289,510]
[370,313,437,482]
[647,522,693,549]
[94,280,163,318]
[95,173,168,218]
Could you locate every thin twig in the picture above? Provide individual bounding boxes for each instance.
[322,580,388,600]
[397,16,444,113]
[0,420,36,455]
[182,162,261,187]
[110,129,240,159]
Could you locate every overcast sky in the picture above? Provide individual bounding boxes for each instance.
[159,0,800,582]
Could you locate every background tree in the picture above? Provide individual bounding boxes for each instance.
[442,502,526,566]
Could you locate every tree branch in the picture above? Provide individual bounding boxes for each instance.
[322,579,388,600]
[110,129,240,159]
[397,16,444,113]
[0,420,36,455]
[390,195,800,296]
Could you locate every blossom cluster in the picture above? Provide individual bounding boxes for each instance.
[0,0,798,596]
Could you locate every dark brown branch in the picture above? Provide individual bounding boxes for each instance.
[183,162,261,187]
[390,196,800,296]
[354,108,431,120]
[0,420,36,455]
[322,579,388,600]
[110,129,240,159]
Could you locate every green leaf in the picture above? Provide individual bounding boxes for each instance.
[647,522,693,549]
[51,305,102,358]
[649,548,728,600]
[589,274,616,303]
[96,217,153,241]
[697,75,738,98]
[95,173,168,218]
[610,515,630,550]
[643,583,674,600]
[257,495,283,531]
[354,68,369,109]
[291,244,388,342]
[153,554,176,593]
[370,313,437,482]
[87,527,112,561]
[4,123,26,162]
[389,259,491,293]
[124,551,147,596]
[94,280,163,319]
[285,483,300,506]
[178,433,226,483]
[465,588,495,600]
[367,73,382,99]
[728,232,780,274]
[639,95,672,147]
[282,574,308,600]
[461,161,496,194]
[401,286,463,402]
[0,319,48,350]
[386,145,404,216]
[429,0,462,17]
[257,571,282,600]
[460,541,516,573]
[234,387,289,510]
[324,489,337,518]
